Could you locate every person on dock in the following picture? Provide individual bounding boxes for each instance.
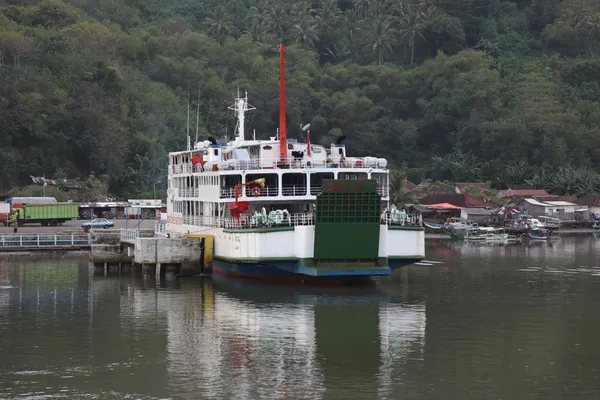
[13,212,18,233]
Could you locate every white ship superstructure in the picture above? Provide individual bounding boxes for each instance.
[165,44,424,282]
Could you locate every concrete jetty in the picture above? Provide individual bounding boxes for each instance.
[90,228,213,279]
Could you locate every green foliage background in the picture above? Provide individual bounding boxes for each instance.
[2,0,600,197]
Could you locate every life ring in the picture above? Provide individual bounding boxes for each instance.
[251,186,261,197]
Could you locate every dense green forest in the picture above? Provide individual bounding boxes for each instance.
[2,0,600,198]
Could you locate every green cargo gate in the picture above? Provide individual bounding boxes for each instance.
[314,180,381,261]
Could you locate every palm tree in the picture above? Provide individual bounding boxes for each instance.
[504,160,529,184]
[341,10,363,42]
[365,15,396,64]
[430,154,454,180]
[316,0,343,34]
[451,150,482,181]
[397,6,425,64]
[353,0,374,18]
[205,6,233,42]
[266,4,289,40]
[586,14,600,54]
[291,17,320,47]
[389,169,431,205]
[245,6,273,44]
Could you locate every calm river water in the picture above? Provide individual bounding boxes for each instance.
[2,235,600,399]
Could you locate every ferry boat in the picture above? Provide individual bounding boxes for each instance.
[164,44,425,283]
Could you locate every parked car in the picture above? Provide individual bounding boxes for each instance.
[82,218,114,229]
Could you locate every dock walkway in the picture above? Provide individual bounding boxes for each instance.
[0,233,97,252]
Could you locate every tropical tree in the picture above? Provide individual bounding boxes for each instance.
[389,169,431,205]
[205,6,233,42]
[316,0,343,34]
[397,6,425,64]
[266,4,289,40]
[365,15,396,64]
[291,16,320,47]
[353,0,375,18]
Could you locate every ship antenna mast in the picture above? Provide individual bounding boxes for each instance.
[228,88,255,141]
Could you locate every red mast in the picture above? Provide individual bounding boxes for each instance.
[279,43,287,161]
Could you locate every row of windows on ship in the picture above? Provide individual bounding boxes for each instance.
[169,171,389,198]
[172,201,312,217]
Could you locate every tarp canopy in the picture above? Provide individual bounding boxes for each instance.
[426,203,463,209]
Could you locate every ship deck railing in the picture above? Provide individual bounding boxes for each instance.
[180,213,315,229]
[380,215,422,226]
[169,158,386,175]
[176,185,389,199]
[174,213,421,230]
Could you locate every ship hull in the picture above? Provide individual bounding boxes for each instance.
[212,258,421,285]
[212,259,375,285]
[166,222,424,282]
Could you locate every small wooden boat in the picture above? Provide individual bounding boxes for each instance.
[527,232,549,240]
[465,229,509,242]
[424,222,444,230]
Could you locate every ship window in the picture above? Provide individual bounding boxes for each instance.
[282,173,307,196]
[246,173,278,197]
[339,172,368,180]
[214,149,218,156]
[310,173,334,195]
[221,175,241,199]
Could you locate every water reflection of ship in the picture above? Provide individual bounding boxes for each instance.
[163,277,427,399]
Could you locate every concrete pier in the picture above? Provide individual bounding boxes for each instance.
[90,232,210,278]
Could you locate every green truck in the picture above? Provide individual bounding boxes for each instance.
[5,203,79,227]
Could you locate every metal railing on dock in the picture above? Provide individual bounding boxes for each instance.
[120,229,140,243]
[0,233,97,248]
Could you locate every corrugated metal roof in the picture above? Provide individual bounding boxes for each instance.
[498,189,550,198]
[544,201,577,206]
[462,208,492,215]
[522,198,550,206]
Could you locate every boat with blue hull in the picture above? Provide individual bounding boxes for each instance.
[163,43,425,283]
[212,256,419,284]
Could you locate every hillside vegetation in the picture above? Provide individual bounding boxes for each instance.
[2,0,600,197]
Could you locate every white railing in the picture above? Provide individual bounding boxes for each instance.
[0,233,96,247]
[280,186,309,196]
[178,188,199,197]
[380,213,422,227]
[169,158,387,175]
[376,187,389,197]
[186,184,387,199]
[181,213,315,229]
[221,186,319,198]
[155,222,166,235]
[220,188,236,198]
[120,229,140,242]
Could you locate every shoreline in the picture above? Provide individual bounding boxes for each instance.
[426,229,599,240]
